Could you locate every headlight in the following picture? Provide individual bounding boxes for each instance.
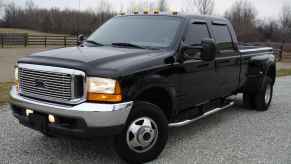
[87,77,122,102]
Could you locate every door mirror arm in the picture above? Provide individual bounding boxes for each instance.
[77,34,85,46]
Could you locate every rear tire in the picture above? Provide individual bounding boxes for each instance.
[254,77,273,111]
[243,76,273,111]
[114,101,168,163]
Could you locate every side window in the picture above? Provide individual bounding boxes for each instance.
[185,23,210,45]
[212,24,234,51]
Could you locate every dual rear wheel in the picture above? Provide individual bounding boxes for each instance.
[243,76,274,111]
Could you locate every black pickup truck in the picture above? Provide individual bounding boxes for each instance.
[9,13,276,163]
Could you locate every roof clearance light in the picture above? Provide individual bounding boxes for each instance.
[154,10,160,14]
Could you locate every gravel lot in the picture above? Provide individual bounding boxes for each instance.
[1,76,291,164]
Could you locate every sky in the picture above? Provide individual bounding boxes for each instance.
[2,0,290,20]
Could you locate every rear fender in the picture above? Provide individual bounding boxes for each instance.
[243,53,275,93]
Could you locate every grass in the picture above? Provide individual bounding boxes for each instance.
[277,68,291,77]
[0,82,13,105]
[0,28,68,36]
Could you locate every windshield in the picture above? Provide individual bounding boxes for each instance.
[87,16,183,49]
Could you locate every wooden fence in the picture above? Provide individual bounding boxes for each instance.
[0,33,78,48]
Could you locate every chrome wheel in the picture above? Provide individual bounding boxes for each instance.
[126,117,158,153]
[265,84,272,104]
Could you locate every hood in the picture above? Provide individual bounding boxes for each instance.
[18,46,172,78]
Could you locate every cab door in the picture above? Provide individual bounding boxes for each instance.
[178,20,219,110]
[210,22,240,97]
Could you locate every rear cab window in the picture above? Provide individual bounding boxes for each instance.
[211,22,235,54]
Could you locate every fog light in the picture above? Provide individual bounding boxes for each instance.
[25,109,34,116]
[48,114,56,123]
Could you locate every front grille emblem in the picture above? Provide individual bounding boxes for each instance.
[34,79,46,88]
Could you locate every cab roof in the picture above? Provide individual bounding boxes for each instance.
[117,12,228,23]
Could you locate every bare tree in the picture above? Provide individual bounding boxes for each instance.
[190,0,215,15]
[158,0,168,12]
[280,5,291,31]
[279,5,291,42]
[2,1,115,35]
[25,0,35,10]
[225,0,258,41]
[127,1,142,13]
[127,0,157,13]
[0,0,5,20]
[257,20,282,41]
[96,0,112,14]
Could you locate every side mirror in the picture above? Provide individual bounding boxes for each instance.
[77,34,85,46]
[179,38,216,62]
[200,38,216,61]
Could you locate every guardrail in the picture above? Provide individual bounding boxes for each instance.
[0,33,78,48]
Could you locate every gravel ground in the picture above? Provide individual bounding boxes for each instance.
[1,76,291,164]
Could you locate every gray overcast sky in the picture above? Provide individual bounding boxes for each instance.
[4,0,290,20]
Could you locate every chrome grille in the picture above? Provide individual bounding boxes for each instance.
[18,64,86,104]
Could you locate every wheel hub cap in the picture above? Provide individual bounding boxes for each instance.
[126,117,158,153]
[265,84,271,103]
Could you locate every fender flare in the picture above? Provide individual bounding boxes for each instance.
[127,75,177,117]
[244,55,276,93]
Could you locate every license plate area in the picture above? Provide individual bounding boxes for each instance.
[28,113,48,131]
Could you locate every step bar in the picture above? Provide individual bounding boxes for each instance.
[168,101,235,127]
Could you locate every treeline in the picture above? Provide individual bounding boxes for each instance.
[0,0,291,43]
[225,0,291,43]
[0,1,115,35]
[0,0,168,35]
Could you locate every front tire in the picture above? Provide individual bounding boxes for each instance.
[114,101,168,163]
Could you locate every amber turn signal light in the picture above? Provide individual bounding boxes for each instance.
[87,81,122,102]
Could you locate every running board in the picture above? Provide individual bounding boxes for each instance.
[168,101,235,127]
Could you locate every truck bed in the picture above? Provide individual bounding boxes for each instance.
[239,45,273,54]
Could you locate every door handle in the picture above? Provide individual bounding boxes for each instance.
[217,60,231,64]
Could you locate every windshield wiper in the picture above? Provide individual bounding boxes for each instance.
[111,42,146,49]
[85,40,104,46]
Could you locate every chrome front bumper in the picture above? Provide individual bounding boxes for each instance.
[9,86,133,128]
